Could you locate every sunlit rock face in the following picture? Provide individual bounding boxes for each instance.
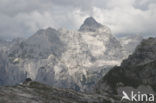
[0,17,140,92]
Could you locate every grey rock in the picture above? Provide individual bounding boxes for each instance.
[95,38,156,99]
[79,17,103,32]
[0,17,140,92]
[0,81,116,103]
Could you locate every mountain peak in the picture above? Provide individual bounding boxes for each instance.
[83,17,99,26]
[79,17,103,32]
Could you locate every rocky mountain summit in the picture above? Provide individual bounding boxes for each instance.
[95,37,156,101]
[0,17,141,92]
[79,17,103,32]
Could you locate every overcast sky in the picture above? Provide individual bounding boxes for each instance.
[0,0,156,39]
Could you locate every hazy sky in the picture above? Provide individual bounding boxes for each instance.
[0,0,156,39]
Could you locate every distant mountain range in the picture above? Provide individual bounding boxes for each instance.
[0,17,142,92]
[0,17,156,103]
[0,37,155,103]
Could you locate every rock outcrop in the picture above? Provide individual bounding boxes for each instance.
[95,38,156,98]
[0,81,117,103]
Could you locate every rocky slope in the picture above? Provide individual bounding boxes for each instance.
[0,17,140,92]
[0,81,117,103]
[95,37,156,99]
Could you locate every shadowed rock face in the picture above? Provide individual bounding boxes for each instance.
[95,38,156,97]
[79,17,103,32]
[121,37,156,67]
[9,27,65,59]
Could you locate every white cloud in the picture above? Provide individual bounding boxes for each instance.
[0,0,155,39]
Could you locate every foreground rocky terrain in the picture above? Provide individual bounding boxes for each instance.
[0,81,119,103]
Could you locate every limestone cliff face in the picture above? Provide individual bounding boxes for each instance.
[0,17,140,92]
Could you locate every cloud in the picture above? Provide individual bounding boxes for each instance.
[0,0,155,39]
[92,4,156,35]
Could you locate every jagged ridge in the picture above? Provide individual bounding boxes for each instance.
[95,37,156,97]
